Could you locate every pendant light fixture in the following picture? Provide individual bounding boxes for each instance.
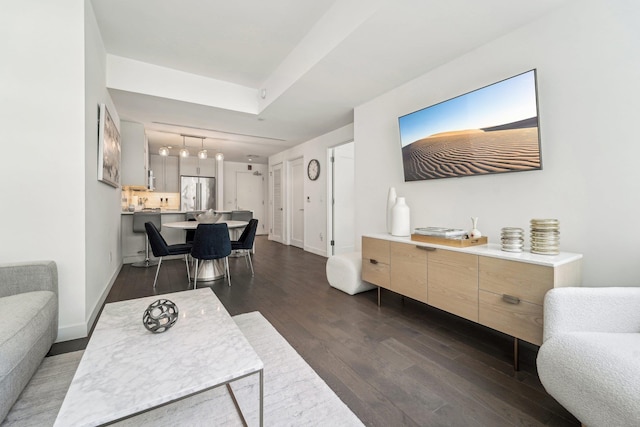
[158,146,169,156]
[198,137,208,160]
[179,135,190,158]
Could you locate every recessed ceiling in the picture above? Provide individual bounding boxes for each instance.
[91,0,572,164]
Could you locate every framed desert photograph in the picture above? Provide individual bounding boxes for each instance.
[398,69,541,182]
[98,103,121,187]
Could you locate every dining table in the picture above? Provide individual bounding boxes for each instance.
[163,220,248,281]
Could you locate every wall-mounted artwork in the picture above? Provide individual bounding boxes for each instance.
[398,69,541,181]
[98,103,121,188]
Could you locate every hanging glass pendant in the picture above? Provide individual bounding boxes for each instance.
[180,135,189,157]
[198,137,207,159]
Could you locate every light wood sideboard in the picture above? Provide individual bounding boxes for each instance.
[362,234,582,367]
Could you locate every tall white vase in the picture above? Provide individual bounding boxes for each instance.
[386,187,397,234]
[391,197,410,236]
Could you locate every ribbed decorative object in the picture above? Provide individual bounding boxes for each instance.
[530,219,560,255]
[501,227,524,252]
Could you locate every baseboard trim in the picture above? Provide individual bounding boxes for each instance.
[55,263,122,342]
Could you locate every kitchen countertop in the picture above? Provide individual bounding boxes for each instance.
[122,210,233,216]
[121,210,188,215]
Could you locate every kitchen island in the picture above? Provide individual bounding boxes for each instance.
[121,210,192,264]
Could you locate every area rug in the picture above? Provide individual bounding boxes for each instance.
[2,312,363,427]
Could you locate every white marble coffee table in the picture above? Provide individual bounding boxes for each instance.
[54,288,263,426]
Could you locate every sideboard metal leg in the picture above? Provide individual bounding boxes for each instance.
[513,337,520,371]
[377,286,381,306]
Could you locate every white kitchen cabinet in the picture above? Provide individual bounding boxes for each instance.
[120,121,148,187]
[149,154,179,192]
[179,156,216,177]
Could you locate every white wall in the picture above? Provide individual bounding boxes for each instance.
[0,0,121,341]
[269,124,354,256]
[354,0,640,287]
[0,0,87,340]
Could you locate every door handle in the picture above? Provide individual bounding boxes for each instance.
[416,246,436,251]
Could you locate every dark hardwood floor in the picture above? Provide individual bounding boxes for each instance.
[51,236,578,426]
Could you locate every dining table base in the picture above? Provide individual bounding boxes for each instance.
[193,259,226,282]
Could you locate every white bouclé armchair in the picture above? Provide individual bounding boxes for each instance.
[537,287,640,427]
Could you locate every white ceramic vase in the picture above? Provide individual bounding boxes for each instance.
[386,187,397,234]
[470,217,482,238]
[391,197,410,237]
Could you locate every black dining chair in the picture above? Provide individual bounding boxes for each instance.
[231,219,259,276]
[191,223,232,289]
[185,217,197,244]
[145,222,192,288]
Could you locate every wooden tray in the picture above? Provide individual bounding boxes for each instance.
[410,234,488,247]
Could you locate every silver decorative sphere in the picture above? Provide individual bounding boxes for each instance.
[142,299,178,333]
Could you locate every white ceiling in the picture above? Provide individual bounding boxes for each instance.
[91,0,572,164]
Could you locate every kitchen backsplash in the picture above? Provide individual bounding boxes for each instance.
[122,186,180,211]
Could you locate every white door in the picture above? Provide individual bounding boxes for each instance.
[236,171,265,234]
[331,142,355,255]
[271,164,284,243]
[290,158,304,248]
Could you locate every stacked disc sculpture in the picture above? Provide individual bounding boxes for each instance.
[501,227,524,252]
[530,219,560,255]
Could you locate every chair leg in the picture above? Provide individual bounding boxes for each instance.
[243,250,250,269]
[184,254,191,283]
[194,259,199,290]
[225,257,231,287]
[246,251,254,276]
[152,257,163,288]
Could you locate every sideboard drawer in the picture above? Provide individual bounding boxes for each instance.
[362,236,390,264]
[362,237,390,288]
[362,258,390,289]
[428,249,478,322]
[479,257,553,306]
[479,290,544,345]
[390,242,427,304]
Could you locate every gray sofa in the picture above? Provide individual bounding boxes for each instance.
[0,261,58,422]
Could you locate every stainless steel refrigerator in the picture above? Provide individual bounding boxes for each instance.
[180,175,216,211]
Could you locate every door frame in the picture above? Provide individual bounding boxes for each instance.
[287,157,304,248]
[326,140,355,256]
[236,170,266,235]
[269,162,284,244]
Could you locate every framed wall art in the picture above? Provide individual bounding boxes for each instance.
[398,69,541,182]
[98,103,121,188]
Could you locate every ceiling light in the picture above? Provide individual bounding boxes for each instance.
[158,146,169,156]
[215,152,224,161]
[179,135,189,158]
[197,137,208,160]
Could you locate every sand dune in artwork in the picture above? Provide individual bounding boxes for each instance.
[402,128,540,181]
